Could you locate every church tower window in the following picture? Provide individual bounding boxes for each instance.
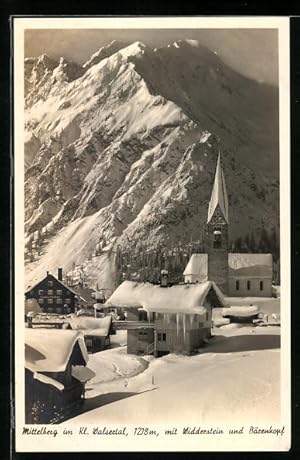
[247,280,251,290]
[213,229,222,248]
[260,281,264,291]
[236,280,239,291]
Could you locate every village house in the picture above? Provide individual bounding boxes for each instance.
[105,280,225,356]
[68,315,113,353]
[183,153,273,296]
[25,268,83,314]
[25,329,95,423]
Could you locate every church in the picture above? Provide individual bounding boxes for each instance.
[183,153,273,297]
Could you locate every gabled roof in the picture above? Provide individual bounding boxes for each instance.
[25,329,89,373]
[106,280,225,314]
[183,254,208,281]
[207,152,229,224]
[25,273,84,298]
[228,253,273,277]
[69,315,112,337]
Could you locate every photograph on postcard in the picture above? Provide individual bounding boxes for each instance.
[14,17,290,452]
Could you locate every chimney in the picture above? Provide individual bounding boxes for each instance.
[58,267,63,281]
[46,271,49,276]
[160,269,168,288]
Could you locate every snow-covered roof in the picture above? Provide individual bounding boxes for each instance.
[228,253,273,277]
[222,306,259,318]
[184,253,272,279]
[25,273,80,297]
[207,152,229,224]
[33,372,64,391]
[25,329,89,373]
[71,365,96,383]
[183,254,208,280]
[106,280,225,314]
[69,315,112,337]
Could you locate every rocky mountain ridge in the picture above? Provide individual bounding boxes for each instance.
[24,39,279,289]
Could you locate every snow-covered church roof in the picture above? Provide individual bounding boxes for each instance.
[25,329,89,373]
[207,152,229,224]
[106,280,225,314]
[228,253,273,277]
[184,253,272,280]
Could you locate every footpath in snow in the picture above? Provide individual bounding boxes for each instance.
[65,322,280,425]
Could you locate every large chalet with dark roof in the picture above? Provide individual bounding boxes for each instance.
[25,268,80,314]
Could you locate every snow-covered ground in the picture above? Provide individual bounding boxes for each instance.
[65,317,280,425]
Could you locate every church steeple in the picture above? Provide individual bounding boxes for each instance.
[205,152,229,293]
[207,152,229,224]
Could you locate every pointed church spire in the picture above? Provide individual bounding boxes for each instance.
[207,152,229,224]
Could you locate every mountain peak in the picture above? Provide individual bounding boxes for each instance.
[83,40,128,69]
[118,41,147,59]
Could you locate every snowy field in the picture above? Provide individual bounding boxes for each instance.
[64,296,281,425]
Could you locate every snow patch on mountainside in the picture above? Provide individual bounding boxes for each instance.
[24,40,279,290]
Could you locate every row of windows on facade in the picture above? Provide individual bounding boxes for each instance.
[38,297,72,305]
[37,289,64,295]
[138,330,166,341]
[235,280,264,291]
[44,306,72,313]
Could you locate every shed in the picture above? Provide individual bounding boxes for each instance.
[222,305,260,324]
[69,316,112,353]
[25,329,94,423]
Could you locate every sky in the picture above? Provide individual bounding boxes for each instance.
[25,29,278,86]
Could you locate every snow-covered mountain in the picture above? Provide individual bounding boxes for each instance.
[24,40,279,289]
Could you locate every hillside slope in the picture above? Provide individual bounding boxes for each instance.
[24,40,279,289]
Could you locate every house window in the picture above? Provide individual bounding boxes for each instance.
[48,280,54,287]
[56,307,62,314]
[38,289,44,295]
[157,333,166,342]
[38,298,44,304]
[85,338,93,348]
[247,280,251,290]
[260,281,264,291]
[65,298,71,304]
[48,289,53,295]
[139,330,148,336]
[48,298,53,304]
[56,289,62,295]
[236,280,239,291]
[206,311,209,321]
[138,310,148,322]
[56,298,63,304]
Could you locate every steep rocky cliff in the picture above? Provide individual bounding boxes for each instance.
[24,40,279,289]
